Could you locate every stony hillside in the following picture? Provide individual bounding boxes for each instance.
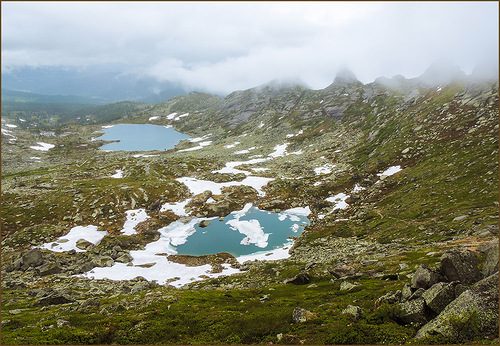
[1,67,498,344]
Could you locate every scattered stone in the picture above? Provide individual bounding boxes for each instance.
[340,281,361,292]
[292,307,316,323]
[199,220,211,228]
[284,272,311,285]
[93,256,115,267]
[342,305,363,320]
[375,290,402,307]
[453,215,467,222]
[76,238,94,250]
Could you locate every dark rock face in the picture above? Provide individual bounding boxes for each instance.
[396,298,429,326]
[411,265,442,289]
[284,272,311,285]
[36,292,74,306]
[416,272,499,342]
[439,249,482,284]
[422,282,456,314]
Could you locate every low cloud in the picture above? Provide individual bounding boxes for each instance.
[2,2,498,94]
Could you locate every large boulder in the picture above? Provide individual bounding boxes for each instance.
[36,292,74,306]
[439,249,482,284]
[21,249,44,269]
[478,241,498,277]
[422,282,456,314]
[411,265,442,289]
[396,298,429,326]
[37,262,62,276]
[415,272,499,343]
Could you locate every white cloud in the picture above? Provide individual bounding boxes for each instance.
[2,2,498,94]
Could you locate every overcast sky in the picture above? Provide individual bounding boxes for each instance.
[2,1,498,94]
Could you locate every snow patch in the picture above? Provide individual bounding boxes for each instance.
[111,169,123,178]
[268,143,288,158]
[326,193,349,210]
[30,142,55,151]
[149,116,159,121]
[121,209,149,235]
[377,165,402,178]
[314,164,335,175]
[41,225,107,252]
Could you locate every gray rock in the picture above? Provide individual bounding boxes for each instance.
[37,262,62,276]
[422,282,456,314]
[396,298,429,326]
[411,265,442,289]
[408,288,425,301]
[416,272,498,342]
[342,305,363,320]
[478,241,498,277]
[439,249,482,284]
[199,220,211,228]
[284,272,311,285]
[115,253,133,263]
[292,307,316,323]
[453,215,467,222]
[375,290,402,307]
[401,284,413,301]
[76,239,94,250]
[340,281,361,292]
[36,292,74,306]
[93,256,114,267]
[21,249,44,269]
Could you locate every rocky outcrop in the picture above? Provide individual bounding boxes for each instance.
[421,282,457,314]
[439,249,482,284]
[396,298,429,326]
[411,264,442,289]
[415,272,498,342]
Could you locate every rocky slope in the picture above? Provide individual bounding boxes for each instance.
[1,67,498,344]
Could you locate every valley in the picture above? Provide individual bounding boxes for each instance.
[1,70,498,344]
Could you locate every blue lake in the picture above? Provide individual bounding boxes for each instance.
[98,124,190,151]
[176,207,310,257]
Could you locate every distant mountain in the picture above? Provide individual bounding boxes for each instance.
[2,65,187,103]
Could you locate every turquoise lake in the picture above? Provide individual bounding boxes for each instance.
[176,207,310,257]
[98,124,190,151]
